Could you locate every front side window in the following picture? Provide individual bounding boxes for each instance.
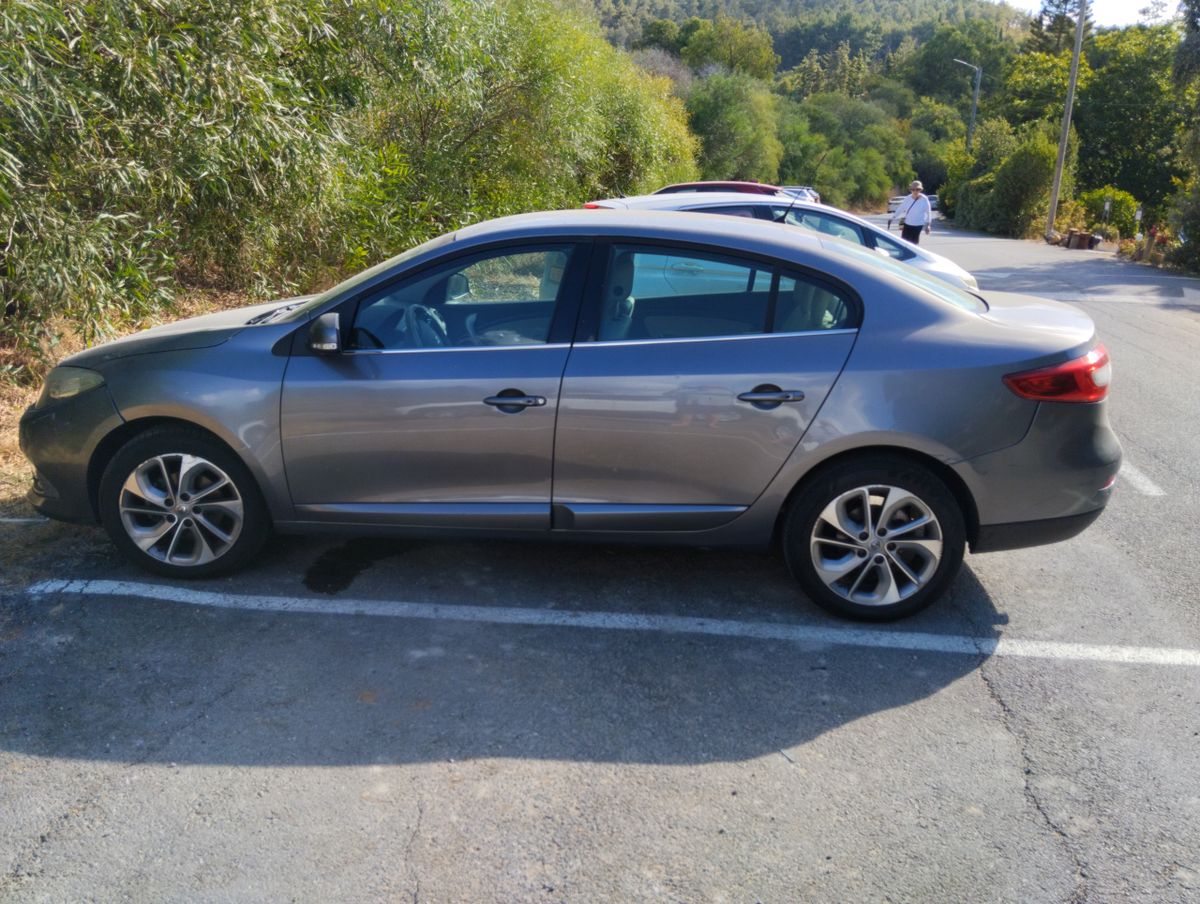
[350,245,576,350]
[598,246,771,341]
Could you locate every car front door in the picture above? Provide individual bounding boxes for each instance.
[551,242,859,532]
[280,242,587,530]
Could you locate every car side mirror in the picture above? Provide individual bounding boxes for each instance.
[309,312,341,353]
[446,272,470,300]
[874,246,891,258]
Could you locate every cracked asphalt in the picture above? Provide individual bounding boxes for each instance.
[1,223,1199,903]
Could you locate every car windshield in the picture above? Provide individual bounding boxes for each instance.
[820,237,986,313]
[280,231,458,321]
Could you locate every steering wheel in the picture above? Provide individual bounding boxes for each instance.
[404,303,449,348]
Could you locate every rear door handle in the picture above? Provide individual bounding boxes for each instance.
[737,390,805,404]
[484,393,546,411]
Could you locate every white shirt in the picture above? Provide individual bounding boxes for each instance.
[897,193,932,226]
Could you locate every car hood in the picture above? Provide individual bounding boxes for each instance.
[63,296,315,367]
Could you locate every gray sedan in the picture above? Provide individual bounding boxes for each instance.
[19,211,1120,620]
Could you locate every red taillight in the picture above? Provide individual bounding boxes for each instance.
[583,202,603,209]
[1003,344,1111,403]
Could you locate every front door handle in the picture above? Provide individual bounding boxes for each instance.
[737,389,805,405]
[484,392,547,412]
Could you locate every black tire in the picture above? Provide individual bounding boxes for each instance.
[782,455,966,621]
[98,426,271,578]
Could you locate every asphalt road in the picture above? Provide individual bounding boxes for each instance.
[2,223,1199,903]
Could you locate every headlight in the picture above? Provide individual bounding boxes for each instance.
[36,366,105,408]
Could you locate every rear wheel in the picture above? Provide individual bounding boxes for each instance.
[98,427,270,578]
[783,456,965,621]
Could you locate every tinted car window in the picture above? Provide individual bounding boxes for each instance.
[872,231,917,261]
[599,246,770,342]
[775,273,857,332]
[777,208,864,244]
[691,205,758,218]
[351,245,576,349]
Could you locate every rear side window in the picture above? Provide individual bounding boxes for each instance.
[593,244,859,342]
[776,272,857,332]
[691,205,758,219]
[599,245,771,341]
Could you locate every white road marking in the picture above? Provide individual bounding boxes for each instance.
[26,579,1200,668]
[0,516,48,524]
[1120,461,1165,497]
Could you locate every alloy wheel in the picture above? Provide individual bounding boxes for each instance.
[118,453,244,566]
[809,484,943,607]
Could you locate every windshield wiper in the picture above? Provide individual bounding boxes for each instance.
[245,301,305,325]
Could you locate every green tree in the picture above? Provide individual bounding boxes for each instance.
[681,16,780,80]
[903,21,1016,107]
[1027,0,1093,54]
[998,51,1092,124]
[686,72,783,180]
[1077,25,1188,215]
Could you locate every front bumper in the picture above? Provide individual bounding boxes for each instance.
[956,400,1121,553]
[18,385,124,523]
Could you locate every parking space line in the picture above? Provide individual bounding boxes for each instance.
[26,579,1200,668]
[1120,461,1165,497]
[0,516,48,524]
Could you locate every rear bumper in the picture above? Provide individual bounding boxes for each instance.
[956,399,1120,552]
[972,505,1107,553]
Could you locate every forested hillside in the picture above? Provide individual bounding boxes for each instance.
[597,0,1198,259]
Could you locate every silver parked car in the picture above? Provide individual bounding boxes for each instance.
[20,211,1120,620]
[586,193,976,291]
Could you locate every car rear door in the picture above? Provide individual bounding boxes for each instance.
[551,241,859,531]
[280,242,587,530]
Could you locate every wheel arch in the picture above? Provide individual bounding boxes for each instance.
[772,445,980,549]
[87,416,266,521]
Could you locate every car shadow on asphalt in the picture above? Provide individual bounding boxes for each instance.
[1,538,1004,767]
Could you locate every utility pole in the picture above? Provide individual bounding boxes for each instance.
[1045,0,1087,241]
[953,59,983,151]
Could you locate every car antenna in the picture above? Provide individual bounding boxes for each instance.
[776,186,803,225]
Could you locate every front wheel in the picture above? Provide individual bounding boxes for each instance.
[782,457,966,621]
[98,427,270,578]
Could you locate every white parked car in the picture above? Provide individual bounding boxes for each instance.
[586,193,978,292]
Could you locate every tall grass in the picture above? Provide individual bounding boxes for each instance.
[0,0,696,380]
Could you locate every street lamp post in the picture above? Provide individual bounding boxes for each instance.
[1045,0,1087,241]
[953,58,982,151]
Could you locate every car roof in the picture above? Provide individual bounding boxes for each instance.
[652,181,784,195]
[451,208,822,252]
[593,192,872,224]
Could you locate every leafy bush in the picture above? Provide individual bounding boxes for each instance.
[687,73,782,181]
[1079,187,1139,241]
[0,0,697,376]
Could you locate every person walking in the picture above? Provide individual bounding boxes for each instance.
[891,180,933,244]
